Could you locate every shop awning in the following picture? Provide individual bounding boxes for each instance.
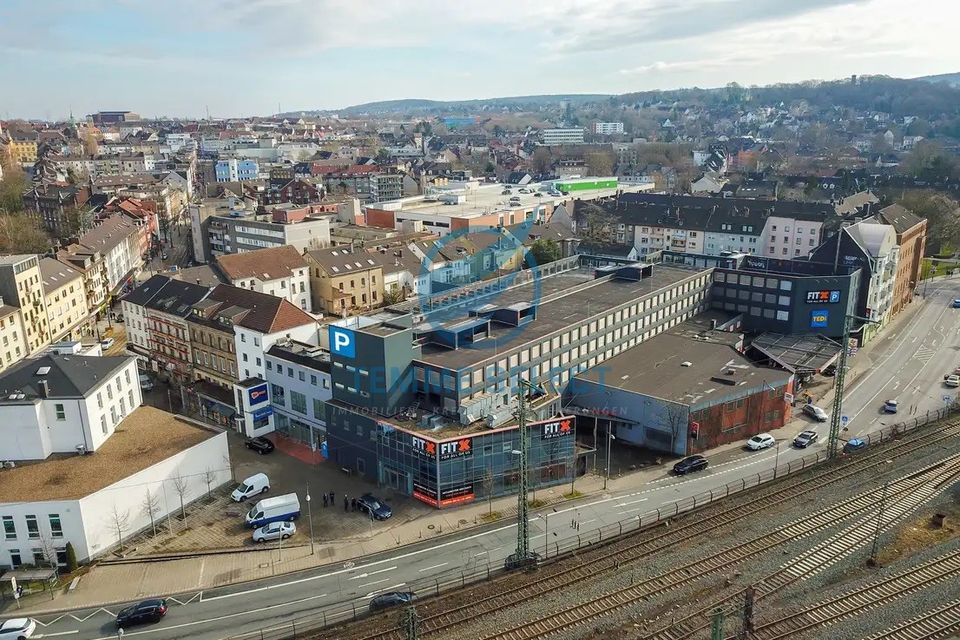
[749,333,841,375]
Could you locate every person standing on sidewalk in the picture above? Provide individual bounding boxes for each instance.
[322,493,328,508]
[344,495,349,512]
[329,490,335,504]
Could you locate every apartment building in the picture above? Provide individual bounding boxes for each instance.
[71,214,142,294]
[22,184,92,237]
[0,304,27,373]
[39,258,88,342]
[206,212,332,257]
[56,247,109,320]
[144,280,212,382]
[593,122,624,135]
[0,255,50,355]
[542,128,585,145]
[873,204,927,316]
[215,159,260,182]
[214,246,312,311]
[7,128,39,163]
[305,245,386,316]
[186,298,241,389]
[320,167,403,202]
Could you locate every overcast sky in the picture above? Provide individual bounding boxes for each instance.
[2,0,959,120]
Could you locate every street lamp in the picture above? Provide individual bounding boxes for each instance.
[305,485,315,556]
[828,313,880,459]
[604,427,615,490]
[773,440,781,479]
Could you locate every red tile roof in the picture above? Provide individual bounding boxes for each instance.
[206,284,315,334]
[214,246,309,282]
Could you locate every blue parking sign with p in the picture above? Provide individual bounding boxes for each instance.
[329,326,355,358]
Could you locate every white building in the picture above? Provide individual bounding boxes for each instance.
[261,339,332,447]
[0,405,230,566]
[760,216,824,259]
[845,221,899,327]
[75,215,142,294]
[215,246,312,311]
[120,274,172,359]
[542,128,585,145]
[0,355,142,461]
[593,122,624,135]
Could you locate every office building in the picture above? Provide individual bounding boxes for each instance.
[593,122,624,135]
[542,128,585,145]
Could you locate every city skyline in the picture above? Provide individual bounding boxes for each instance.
[2,0,959,120]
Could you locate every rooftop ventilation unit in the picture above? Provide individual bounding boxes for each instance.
[681,361,692,367]
[35,366,51,375]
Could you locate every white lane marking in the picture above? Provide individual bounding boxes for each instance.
[418,563,449,572]
[347,566,397,580]
[35,633,80,638]
[474,550,488,556]
[358,578,390,588]
[618,507,647,515]
[615,497,649,507]
[87,593,329,639]
[359,583,407,600]
[579,519,597,525]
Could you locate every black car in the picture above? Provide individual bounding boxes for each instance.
[357,494,393,520]
[116,599,167,627]
[672,455,708,475]
[245,437,275,455]
[793,430,819,448]
[822,364,837,376]
[369,591,416,612]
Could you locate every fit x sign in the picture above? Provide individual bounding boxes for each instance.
[329,325,355,358]
[541,417,574,439]
[439,438,472,460]
[411,435,436,457]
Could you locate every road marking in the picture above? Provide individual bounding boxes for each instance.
[618,507,647,515]
[347,566,397,580]
[418,562,449,572]
[358,578,391,588]
[615,497,649,507]
[359,583,407,600]
[35,632,80,638]
[474,551,488,556]
[87,593,329,639]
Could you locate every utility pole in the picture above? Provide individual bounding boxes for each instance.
[401,605,419,640]
[869,480,890,565]
[508,379,537,570]
[711,608,725,640]
[827,314,851,460]
[739,586,756,640]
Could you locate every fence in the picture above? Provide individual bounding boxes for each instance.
[224,406,957,639]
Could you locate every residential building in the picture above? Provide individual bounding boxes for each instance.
[215,159,260,182]
[120,274,171,359]
[7,128,39,164]
[71,214,142,295]
[0,304,27,373]
[262,177,324,206]
[593,122,624,135]
[542,128,585,145]
[264,339,332,449]
[305,245,385,316]
[144,279,212,382]
[0,255,50,355]
[206,211,332,258]
[89,111,141,125]
[0,354,142,460]
[185,297,241,389]
[0,404,230,567]
[38,258,88,342]
[214,246,312,311]
[872,204,927,316]
[321,167,403,202]
[22,184,92,237]
[55,247,109,320]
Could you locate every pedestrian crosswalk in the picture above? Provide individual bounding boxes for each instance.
[914,346,937,362]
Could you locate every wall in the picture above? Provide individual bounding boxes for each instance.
[77,431,231,561]
[4,402,49,460]
[0,499,84,571]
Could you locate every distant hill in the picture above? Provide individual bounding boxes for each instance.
[915,72,960,88]
[279,94,611,118]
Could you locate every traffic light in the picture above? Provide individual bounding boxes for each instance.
[690,421,700,439]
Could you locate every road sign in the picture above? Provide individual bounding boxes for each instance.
[841,416,849,425]
[784,393,794,403]
[9,576,17,599]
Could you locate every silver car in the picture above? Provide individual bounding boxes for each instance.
[802,404,828,422]
[252,521,296,543]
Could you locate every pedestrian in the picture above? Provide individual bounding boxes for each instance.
[329,491,335,504]
[322,493,328,508]
[344,495,349,512]
[351,497,357,512]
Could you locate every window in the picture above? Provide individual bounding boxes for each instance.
[2,516,15,540]
[271,384,285,405]
[25,515,39,539]
[100,415,107,435]
[299,371,305,382]
[266,361,273,371]
[287,368,293,378]
[241,334,246,343]
[49,514,63,538]
[243,353,248,362]
[277,364,283,374]
[256,357,261,367]
[128,390,134,408]
[8,549,21,567]
[776,310,789,321]
[313,398,324,418]
[55,403,65,420]
[310,375,317,386]
[290,391,307,414]
[253,337,260,347]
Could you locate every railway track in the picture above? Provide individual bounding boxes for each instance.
[327,420,960,640]
[861,598,960,640]
[642,458,960,640]
[478,456,960,640]
[745,549,960,639]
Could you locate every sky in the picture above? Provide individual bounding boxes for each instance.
[2,0,959,120]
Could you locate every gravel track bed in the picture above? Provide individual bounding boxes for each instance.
[452,440,960,640]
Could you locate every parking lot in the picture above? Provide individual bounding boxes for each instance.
[123,430,433,556]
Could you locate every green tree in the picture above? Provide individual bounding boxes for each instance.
[585,151,615,177]
[374,148,392,165]
[65,542,78,572]
[900,141,960,182]
[527,238,561,266]
[484,161,496,174]
[897,191,960,255]
[0,165,27,213]
[0,214,51,253]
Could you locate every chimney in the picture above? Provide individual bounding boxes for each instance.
[39,379,49,398]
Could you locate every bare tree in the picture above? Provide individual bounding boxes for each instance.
[223,455,235,484]
[107,505,131,554]
[481,467,495,515]
[172,474,190,521]
[141,489,161,537]
[204,467,216,500]
[662,403,689,455]
[531,148,552,175]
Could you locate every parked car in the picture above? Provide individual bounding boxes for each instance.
[802,404,829,422]
[252,520,296,543]
[547,190,562,196]
[746,433,776,451]
[793,430,819,448]
[672,455,708,475]
[821,363,837,376]
[533,192,542,197]
[843,438,867,453]
[357,494,393,520]
[138,373,154,392]
[518,187,530,194]
[100,337,115,349]
[0,618,37,639]
[883,399,898,413]
[161,253,169,260]
[245,436,275,454]
[368,591,416,612]
[952,299,960,308]
[116,599,167,628]
[946,374,960,388]
[231,472,270,502]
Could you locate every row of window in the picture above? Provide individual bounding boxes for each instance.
[270,384,328,419]
[2,513,62,541]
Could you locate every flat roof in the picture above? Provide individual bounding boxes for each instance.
[750,332,841,374]
[372,182,645,220]
[0,406,216,502]
[417,265,700,371]
[575,327,791,405]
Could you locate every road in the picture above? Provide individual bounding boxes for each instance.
[23,278,960,640]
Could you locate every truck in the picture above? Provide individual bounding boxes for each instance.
[438,193,466,205]
[244,493,301,528]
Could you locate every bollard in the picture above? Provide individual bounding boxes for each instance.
[291,621,296,637]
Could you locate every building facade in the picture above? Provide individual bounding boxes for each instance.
[0,305,27,373]
[305,246,386,316]
[39,258,89,342]
[874,204,927,316]
[593,122,624,135]
[215,159,260,182]
[215,246,312,311]
[0,255,50,355]
[542,128,585,145]
[264,340,332,449]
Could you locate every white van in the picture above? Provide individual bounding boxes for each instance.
[245,493,301,528]
[231,473,270,502]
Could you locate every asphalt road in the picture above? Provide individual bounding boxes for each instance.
[24,278,960,640]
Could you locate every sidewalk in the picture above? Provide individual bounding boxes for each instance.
[3,293,934,615]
